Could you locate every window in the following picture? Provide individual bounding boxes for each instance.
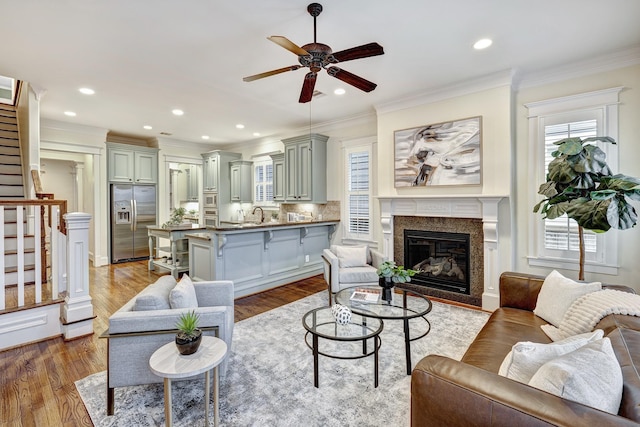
[0,76,16,104]
[526,87,622,275]
[542,120,598,254]
[253,157,274,206]
[343,138,374,242]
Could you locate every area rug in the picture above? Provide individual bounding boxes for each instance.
[76,291,489,426]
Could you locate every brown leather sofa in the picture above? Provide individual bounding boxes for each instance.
[411,271,640,426]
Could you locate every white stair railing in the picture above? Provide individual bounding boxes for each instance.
[0,199,67,310]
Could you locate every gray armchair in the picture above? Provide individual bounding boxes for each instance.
[322,245,386,304]
[103,275,234,415]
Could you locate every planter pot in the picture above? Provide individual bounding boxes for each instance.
[378,277,394,302]
[175,329,202,355]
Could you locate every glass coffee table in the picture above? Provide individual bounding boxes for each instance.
[302,306,383,388]
[335,285,432,375]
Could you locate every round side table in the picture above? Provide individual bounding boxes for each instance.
[149,335,227,427]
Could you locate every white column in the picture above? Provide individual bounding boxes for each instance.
[379,198,394,261]
[481,198,502,311]
[61,212,94,340]
[73,162,85,212]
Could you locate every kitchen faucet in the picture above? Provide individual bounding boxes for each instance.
[251,206,265,223]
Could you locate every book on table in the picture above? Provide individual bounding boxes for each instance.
[350,288,380,303]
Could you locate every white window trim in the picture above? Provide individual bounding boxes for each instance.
[525,87,622,275]
[342,136,375,244]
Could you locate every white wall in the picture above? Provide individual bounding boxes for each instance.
[514,64,640,289]
[374,84,514,274]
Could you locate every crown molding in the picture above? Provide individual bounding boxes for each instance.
[374,69,515,115]
[41,118,109,138]
[157,136,215,153]
[515,44,640,90]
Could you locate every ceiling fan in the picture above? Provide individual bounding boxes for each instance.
[243,3,384,103]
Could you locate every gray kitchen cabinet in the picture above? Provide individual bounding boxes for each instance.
[282,133,328,203]
[270,153,285,202]
[107,143,158,184]
[202,154,219,192]
[202,151,241,193]
[201,151,241,223]
[229,160,253,202]
[177,164,199,202]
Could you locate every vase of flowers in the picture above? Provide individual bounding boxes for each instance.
[376,260,417,302]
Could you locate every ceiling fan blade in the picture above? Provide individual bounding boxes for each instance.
[326,66,377,92]
[267,36,310,56]
[299,72,317,103]
[330,42,384,63]
[243,65,302,82]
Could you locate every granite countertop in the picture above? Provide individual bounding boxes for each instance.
[147,224,206,232]
[209,219,339,232]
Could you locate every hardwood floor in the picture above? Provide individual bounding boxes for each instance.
[0,260,326,427]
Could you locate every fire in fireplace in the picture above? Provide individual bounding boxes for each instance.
[404,229,470,294]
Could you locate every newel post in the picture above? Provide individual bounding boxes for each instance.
[61,212,95,340]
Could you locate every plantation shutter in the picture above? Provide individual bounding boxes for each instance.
[254,161,273,204]
[348,151,369,235]
[543,119,597,252]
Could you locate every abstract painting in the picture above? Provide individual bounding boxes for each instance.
[394,116,482,187]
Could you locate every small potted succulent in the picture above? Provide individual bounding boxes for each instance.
[175,310,202,355]
[376,260,417,301]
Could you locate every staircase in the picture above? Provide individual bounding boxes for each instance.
[0,103,37,287]
[0,86,94,350]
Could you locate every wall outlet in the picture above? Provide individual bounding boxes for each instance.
[305,254,310,263]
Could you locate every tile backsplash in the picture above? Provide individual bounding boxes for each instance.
[279,200,340,221]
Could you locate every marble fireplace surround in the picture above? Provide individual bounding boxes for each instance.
[379,196,506,311]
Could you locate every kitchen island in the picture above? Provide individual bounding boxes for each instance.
[186,220,338,298]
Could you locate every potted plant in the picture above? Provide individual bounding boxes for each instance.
[175,310,202,355]
[162,207,187,229]
[376,260,417,301]
[533,136,640,280]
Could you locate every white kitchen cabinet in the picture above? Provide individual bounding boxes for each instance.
[282,133,328,203]
[229,160,253,202]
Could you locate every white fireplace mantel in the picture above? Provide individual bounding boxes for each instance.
[378,195,508,311]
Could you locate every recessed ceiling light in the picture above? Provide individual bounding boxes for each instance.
[473,38,493,50]
[253,132,261,137]
[236,124,245,129]
[79,87,95,95]
[334,88,346,95]
[143,125,153,130]
[172,109,184,116]
[64,111,76,117]
[202,135,210,140]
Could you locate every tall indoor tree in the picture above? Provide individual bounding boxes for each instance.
[533,137,640,280]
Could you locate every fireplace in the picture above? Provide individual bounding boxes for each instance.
[379,195,508,310]
[404,230,470,294]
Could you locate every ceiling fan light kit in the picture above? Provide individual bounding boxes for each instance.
[243,3,384,103]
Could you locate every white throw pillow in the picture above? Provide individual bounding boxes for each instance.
[533,270,601,327]
[498,329,604,383]
[169,274,199,309]
[335,245,368,268]
[528,337,623,415]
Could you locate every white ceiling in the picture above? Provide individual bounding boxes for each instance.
[1,1,639,144]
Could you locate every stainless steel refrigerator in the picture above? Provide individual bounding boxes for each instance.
[111,184,157,263]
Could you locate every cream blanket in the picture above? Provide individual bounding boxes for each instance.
[541,289,640,341]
